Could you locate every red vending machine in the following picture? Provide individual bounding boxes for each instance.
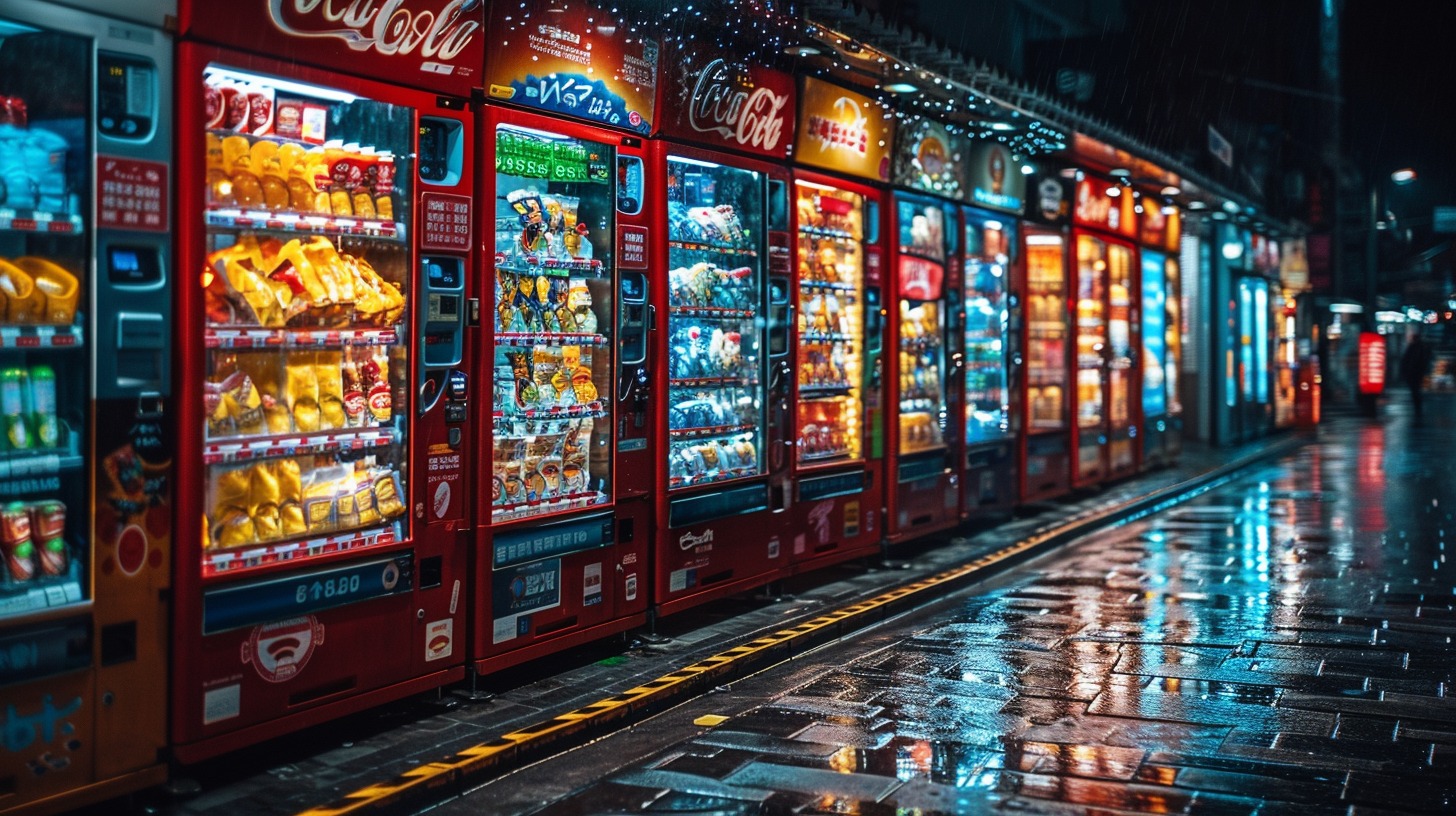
[1071,175,1140,487]
[787,78,891,572]
[173,0,482,761]
[647,49,797,616]
[473,0,655,667]
[959,140,1026,516]
[1017,165,1074,503]
[0,1,173,811]
[883,117,961,543]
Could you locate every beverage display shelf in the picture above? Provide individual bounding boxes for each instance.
[797,280,856,291]
[667,306,757,320]
[205,326,398,349]
[203,426,399,466]
[668,422,756,440]
[798,225,856,240]
[669,469,760,490]
[206,207,404,240]
[494,491,609,523]
[799,383,853,397]
[0,209,82,235]
[0,578,84,617]
[493,402,607,423]
[0,325,83,349]
[495,332,609,347]
[670,376,760,389]
[493,254,604,276]
[0,449,83,481]
[667,240,758,257]
[799,448,854,463]
[203,523,399,577]
[800,331,855,344]
[901,396,943,410]
[900,336,943,350]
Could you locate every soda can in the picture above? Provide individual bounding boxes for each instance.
[1,502,35,583]
[30,501,66,577]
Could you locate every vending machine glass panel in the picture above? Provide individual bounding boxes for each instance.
[1142,250,1167,417]
[1025,231,1067,431]
[1075,235,1107,431]
[795,182,864,466]
[0,20,90,614]
[1253,277,1269,404]
[1165,257,1182,415]
[895,196,948,455]
[198,66,413,576]
[964,212,1012,444]
[491,125,615,522]
[1106,242,1133,426]
[665,156,766,489]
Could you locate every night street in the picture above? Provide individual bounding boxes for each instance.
[440,396,1455,815]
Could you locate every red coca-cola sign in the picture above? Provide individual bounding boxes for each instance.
[180,0,485,97]
[661,50,794,159]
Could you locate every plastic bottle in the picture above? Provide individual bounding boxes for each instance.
[1,368,32,450]
[28,365,58,448]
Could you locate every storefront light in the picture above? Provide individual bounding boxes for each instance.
[1221,241,1244,260]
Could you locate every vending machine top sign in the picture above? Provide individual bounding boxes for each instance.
[658,48,795,159]
[1138,198,1181,252]
[177,0,486,98]
[892,117,964,199]
[794,77,895,182]
[966,141,1026,215]
[485,0,658,134]
[1073,176,1137,239]
[1024,165,1073,226]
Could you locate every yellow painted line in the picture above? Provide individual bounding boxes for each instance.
[296,520,1104,815]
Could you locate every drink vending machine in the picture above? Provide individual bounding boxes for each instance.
[0,1,173,810]
[473,0,656,668]
[648,48,798,616]
[172,0,482,761]
[960,208,1016,515]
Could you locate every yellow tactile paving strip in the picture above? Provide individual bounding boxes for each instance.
[296,436,1304,816]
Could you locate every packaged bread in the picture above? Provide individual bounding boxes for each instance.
[302,464,346,533]
[334,468,359,530]
[373,468,405,518]
[315,350,345,429]
[285,352,321,432]
[354,467,380,526]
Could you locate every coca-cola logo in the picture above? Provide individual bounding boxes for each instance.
[267,0,481,62]
[687,59,788,153]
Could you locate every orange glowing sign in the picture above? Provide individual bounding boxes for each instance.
[794,77,894,181]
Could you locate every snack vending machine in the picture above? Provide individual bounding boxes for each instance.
[885,193,959,542]
[650,148,790,616]
[1020,228,1072,502]
[173,0,482,760]
[1072,232,1138,486]
[790,176,884,570]
[474,109,652,666]
[0,1,172,810]
[961,209,1016,515]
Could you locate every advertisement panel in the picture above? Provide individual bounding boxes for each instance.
[178,0,485,97]
[659,49,794,158]
[1358,332,1386,395]
[485,0,658,133]
[1138,198,1181,251]
[892,117,963,198]
[1074,177,1137,238]
[794,77,894,181]
[1024,166,1072,226]
[965,141,1025,214]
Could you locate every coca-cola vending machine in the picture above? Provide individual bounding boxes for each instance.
[172,0,481,761]
[648,47,796,616]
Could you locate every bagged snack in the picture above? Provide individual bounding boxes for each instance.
[366,346,392,423]
[373,468,405,518]
[354,467,380,526]
[276,458,306,537]
[285,352,321,432]
[210,466,256,548]
[302,464,345,533]
[315,350,345,429]
[236,353,291,433]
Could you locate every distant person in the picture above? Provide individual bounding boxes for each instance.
[1399,332,1434,419]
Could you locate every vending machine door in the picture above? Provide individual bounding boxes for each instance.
[1074,233,1109,485]
[490,124,615,523]
[1106,240,1136,476]
[1021,229,1071,501]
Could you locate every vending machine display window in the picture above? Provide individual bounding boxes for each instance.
[795,182,864,466]
[198,66,413,575]
[1142,251,1167,417]
[964,214,1013,444]
[1107,242,1134,430]
[0,21,91,614]
[664,156,766,488]
[1025,232,1067,431]
[1165,257,1182,415]
[1075,235,1108,431]
[895,196,948,455]
[490,125,615,522]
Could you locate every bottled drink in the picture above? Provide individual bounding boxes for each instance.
[28,365,58,448]
[1,368,32,450]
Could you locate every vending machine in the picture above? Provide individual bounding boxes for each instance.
[0,1,172,810]
[1071,176,1139,487]
[172,0,481,761]
[1018,166,1074,504]
[786,77,893,572]
[473,0,655,666]
[648,50,796,616]
[961,208,1016,515]
[1137,200,1181,468]
[885,192,959,542]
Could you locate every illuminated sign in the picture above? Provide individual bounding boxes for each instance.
[794,77,894,181]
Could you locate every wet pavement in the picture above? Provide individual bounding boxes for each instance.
[441,394,1456,815]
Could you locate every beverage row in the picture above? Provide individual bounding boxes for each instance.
[493,271,598,335]
[205,131,396,220]
[0,364,61,452]
[0,499,67,585]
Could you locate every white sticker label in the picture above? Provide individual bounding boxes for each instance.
[624,572,638,602]
[767,537,780,559]
[425,619,454,662]
[202,683,240,725]
[794,533,806,555]
[584,562,603,606]
[492,615,518,644]
[669,568,689,593]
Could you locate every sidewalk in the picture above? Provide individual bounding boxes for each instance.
[142,428,1310,816]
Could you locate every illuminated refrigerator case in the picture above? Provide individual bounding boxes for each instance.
[479,113,650,666]
[1073,234,1137,485]
[174,49,469,761]
[0,3,172,808]
[1020,229,1071,502]
[792,177,882,566]
[887,194,957,540]
[1140,250,1169,466]
[655,151,787,614]
[962,210,1016,514]
[1165,253,1184,455]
